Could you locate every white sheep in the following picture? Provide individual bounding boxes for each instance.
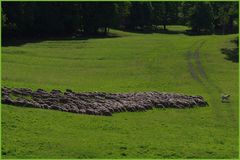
[221,94,230,103]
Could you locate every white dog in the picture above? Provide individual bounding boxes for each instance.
[221,94,230,103]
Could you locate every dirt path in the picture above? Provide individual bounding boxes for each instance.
[194,41,223,94]
[187,40,223,95]
[187,50,203,84]
[187,40,237,122]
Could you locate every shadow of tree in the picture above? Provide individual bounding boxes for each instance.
[221,38,239,63]
[2,33,121,47]
[121,28,186,35]
[118,28,237,36]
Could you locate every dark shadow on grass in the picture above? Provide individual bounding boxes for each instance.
[2,33,121,47]
[119,28,238,36]
[221,48,239,62]
[121,28,186,35]
[221,38,239,63]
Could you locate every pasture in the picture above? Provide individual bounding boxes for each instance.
[1,26,239,158]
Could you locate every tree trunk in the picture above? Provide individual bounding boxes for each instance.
[222,24,225,35]
[104,27,107,35]
[228,17,234,33]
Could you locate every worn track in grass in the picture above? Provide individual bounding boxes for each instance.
[187,41,223,94]
[187,40,235,121]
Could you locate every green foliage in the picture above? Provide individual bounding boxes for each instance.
[2,28,239,158]
[115,2,131,28]
[188,2,214,33]
[212,2,239,34]
[125,2,153,29]
[81,2,119,35]
[221,37,239,62]
[152,2,179,30]
[2,2,238,38]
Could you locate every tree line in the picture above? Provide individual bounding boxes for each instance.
[2,2,239,38]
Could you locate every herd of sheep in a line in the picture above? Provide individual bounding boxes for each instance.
[1,87,209,116]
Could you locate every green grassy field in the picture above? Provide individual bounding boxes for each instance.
[1,26,239,158]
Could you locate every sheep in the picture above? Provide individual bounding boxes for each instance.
[221,94,230,103]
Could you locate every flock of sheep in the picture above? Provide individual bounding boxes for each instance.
[1,87,209,116]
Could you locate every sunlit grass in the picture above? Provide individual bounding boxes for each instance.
[1,27,238,158]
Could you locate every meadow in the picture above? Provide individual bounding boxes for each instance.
[1,26,239,158]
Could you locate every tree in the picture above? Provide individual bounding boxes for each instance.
[2,2,29,37]
[115,2,131,28]
[152,2,180,30]
[152,2,165,29]
[188,2,214,33]
[178,2,194,25]
[81,2,119,35]
[126,2,153,30]
[1,1,238,38]
[96,2,119,34]
[211,2,238,34]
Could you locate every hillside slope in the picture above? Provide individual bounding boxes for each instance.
[2,28,238,158]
